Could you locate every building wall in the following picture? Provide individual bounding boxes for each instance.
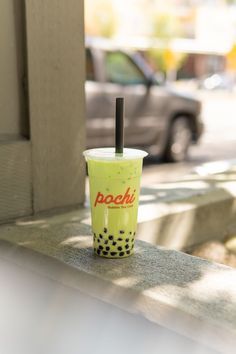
[0,0,86,221]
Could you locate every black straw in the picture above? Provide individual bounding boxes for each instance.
[115,97,124,154]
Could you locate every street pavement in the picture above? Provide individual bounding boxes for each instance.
[142,90,236,185]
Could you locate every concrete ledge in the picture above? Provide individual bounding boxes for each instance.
[0,209,236,353]
[137,167,236,250]
[1,161,236,352]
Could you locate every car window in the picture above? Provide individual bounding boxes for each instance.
[105,51,147,85]
[86,48,95,81]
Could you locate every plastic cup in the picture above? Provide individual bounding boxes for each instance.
[83,148,148,258]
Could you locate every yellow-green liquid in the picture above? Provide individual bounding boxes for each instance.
[87,158,143,258]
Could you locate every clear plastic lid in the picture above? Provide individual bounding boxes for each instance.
[83,147,148,161]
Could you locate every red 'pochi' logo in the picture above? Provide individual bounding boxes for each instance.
[94,188,136,207]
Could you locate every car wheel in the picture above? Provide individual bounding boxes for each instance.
[163,116,192,162]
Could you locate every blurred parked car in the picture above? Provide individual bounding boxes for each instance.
[86,38,203,162]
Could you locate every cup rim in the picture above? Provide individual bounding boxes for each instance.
[83,147,148,161]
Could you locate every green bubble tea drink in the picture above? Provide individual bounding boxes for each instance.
[83,148,147,258]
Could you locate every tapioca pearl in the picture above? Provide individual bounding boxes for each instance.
[97,238,100,243]
[126,250,130,255]
[98,245,103,250]
[108,235,113,240]
[111,252,117,256]
[97,249,101,255]
[103,228,107,233]
[104,240,109,245]
[131,244,134,249]
[118,238,123,241]
[119,252,125,257]
[105,246,110,251]
[125,238,129,242]
[93,232,96,237]
[112,241,117,246]
[129,231,132,235]
[102,251,108,256]
[133,232,136,236]
[118,246,122,251]
[99,234,103,239]
[119,230,125,234]
[125,244,129,249]
[131,238,134,242]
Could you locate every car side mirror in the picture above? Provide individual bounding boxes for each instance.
[146,77,154,88]
[154,72,165,85]
[146,73,165,87]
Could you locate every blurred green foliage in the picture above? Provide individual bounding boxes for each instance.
[151,12,183,40]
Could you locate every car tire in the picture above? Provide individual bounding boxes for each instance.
[163,116,192,163]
